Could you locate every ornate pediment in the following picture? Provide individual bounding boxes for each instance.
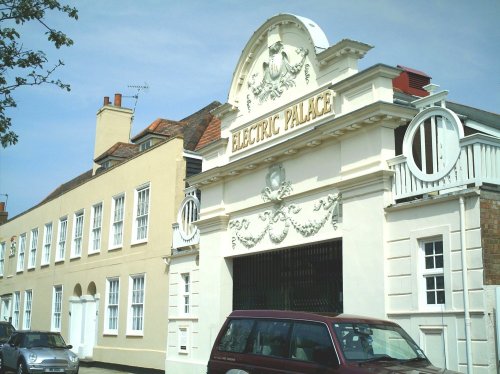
[228,14,330,115]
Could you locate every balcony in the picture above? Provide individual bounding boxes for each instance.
[389,133,500,201]
[172,187,200,253]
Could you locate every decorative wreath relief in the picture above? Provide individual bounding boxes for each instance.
[230,165,341,249]
[247,42,309,104]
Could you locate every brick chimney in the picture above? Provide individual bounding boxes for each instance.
[0,201,8,225]
[393,65,431,97]
[93,93,133,174]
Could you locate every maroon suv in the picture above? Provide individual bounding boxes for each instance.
[208,310,460,373]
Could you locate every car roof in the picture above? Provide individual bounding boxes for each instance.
[228,310,398,326]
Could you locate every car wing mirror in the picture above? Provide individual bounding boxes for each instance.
[66,344,73,349]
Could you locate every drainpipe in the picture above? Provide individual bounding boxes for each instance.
[459,196,473,373]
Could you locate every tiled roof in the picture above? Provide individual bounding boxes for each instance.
[195,116,221,150]
[180,101,221,151]
[130,101,221,151]
[94,142,140,162]
[40,169,94,205]
[130,119,185,142]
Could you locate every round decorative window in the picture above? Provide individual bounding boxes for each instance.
[402,107,463,182]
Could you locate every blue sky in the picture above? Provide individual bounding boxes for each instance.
[1,0,499,218]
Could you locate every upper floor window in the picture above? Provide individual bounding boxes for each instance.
[28,228,38,269]
[12,291,20,329]
[110,194,125,249]
[181,273,190,315]
[128,274,145,335]
[71,211,84,258]
[23,290,32,330]
[133,185,150,243]
[52,285,63,332]
[42,222,53,266]
[56,217,68,262]
[0,242,5,276]
[139,139,152,152]
[90,203,103,254]
[420,239,445,308]
[17,233,27,272]
[105,278,120,334]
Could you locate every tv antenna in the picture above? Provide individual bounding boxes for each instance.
[124,83,149,134]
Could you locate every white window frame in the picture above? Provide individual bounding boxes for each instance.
[56,217,68,262]
[127,274,145,335]
[89,202,103,254]
[23,289,32,330]
[104,277,120,335]
[420,238,445,308]
[0,241,5,276]
[71,210,84,258]
[180,273,190,315]
[410,226,451,312]
[110,194,125,250]
[41,222,53,266]
[28,228,38,269]
[132,184,150,244]
[178,326,189,354]
[12,291,20,329]
[139,139,152,152]
[17,233,26,272]
[51,285,63,332]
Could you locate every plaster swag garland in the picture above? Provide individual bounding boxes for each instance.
[230,192,340,249]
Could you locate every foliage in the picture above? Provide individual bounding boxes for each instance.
[0,0,78,147]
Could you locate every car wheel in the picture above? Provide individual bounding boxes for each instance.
[17,361,28,374]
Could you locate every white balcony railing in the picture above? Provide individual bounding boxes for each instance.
[172,187,200,252]
[389,133,500,201]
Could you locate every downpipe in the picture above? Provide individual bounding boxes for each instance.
[460,196,473,373]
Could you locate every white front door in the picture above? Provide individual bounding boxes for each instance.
[68,295,98,359]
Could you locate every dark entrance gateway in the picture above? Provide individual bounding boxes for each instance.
[233,240,342,312]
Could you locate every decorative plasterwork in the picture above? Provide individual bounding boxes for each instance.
[229,165,341,249]
[247,41,309,105]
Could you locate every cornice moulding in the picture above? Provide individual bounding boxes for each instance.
[188,102,416,188]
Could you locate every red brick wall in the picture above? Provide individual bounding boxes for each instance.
[481,191,500,285]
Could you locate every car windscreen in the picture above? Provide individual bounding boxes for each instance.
[23,333,67,348]
[332,322,427,363]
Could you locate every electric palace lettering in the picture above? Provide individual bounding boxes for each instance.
[232,90,333,153]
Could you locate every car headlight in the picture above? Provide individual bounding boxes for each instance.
[68,354,79,363]
[28,352,37,363]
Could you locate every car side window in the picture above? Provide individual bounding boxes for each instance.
[248,319,291,358]
[8,333,23,347]
[218,319,254,353]
[291,322,337,366]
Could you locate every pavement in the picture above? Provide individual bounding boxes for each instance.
[79,363,162,374]
[80,367,136,374]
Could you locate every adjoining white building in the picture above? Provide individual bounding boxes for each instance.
[166,14,500,373]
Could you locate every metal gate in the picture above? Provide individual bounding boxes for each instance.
[233,240,342,313]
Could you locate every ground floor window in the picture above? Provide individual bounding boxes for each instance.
[52,285,62,331]
[233,240,342,312]
[420,238,445,307]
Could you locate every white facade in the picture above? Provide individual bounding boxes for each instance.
[166,14,500,374]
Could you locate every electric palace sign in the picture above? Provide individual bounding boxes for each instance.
[232,90,334,153]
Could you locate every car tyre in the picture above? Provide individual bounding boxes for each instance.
[17,361,28,374]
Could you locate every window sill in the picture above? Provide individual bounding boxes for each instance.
[103,332,118,336]
[108,246,122,252]
[126,331,144,337]
[88,251,100,256]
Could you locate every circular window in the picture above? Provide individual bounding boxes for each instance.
[402,107,463,182]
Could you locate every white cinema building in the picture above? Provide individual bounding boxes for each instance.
[165,14,500,374]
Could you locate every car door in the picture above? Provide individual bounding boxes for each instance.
[2,332,22,370]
